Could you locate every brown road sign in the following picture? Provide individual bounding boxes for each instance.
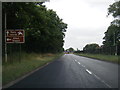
[6,30,25,43]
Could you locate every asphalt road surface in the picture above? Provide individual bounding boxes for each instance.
[9,54,119,88]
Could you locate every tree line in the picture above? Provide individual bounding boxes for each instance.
[2,2,67,58]
[102,1,120,55]
[75,1,120,55]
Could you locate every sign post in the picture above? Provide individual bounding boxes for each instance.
[5,11,7,62]
[5,29,25,62]
[19,44,21,62]
[118,34,120,42]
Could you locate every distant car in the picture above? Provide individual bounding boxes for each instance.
[66,52,69,54]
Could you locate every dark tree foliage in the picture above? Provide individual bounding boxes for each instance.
[75,1,120,55]
[2,2,67,54]
[108,1,120,18]
[83,43,100,54]
[103,1,120,55]
[68,47,74,52]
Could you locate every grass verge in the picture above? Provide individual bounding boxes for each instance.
[3,53,63,85]
[74,53,119,64]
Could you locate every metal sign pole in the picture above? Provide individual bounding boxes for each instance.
[19,43,21,63]
[5,10,7,63]
[115,47,117,55]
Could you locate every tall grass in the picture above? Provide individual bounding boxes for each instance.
[75,53,119,64]
[3,52,63,85]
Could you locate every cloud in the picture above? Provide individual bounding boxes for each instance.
[44,0,114,50]
[64,26,107,50]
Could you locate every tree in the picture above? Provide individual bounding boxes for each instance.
[2,2,68,57]
[68,47,74,52]
[108,1,120,18]
[103,1,120,55]
[83,43,100,54]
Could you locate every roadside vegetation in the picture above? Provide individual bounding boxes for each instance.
[2,2,67,60]
[2,2,67,85]
[75,53,119,64]
[73,1,120,64]
[3,53,63,85]
[72,1,120,59]
[2,0,120,86]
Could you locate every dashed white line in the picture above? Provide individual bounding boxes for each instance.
[104,81,111,88]
[78,62,81,64]
[74,59,85,67]
[85,69,111,88]
[82,65,85,67]
[74,59,111,88]
[101,80,111,88]
[93,74,111,88]
[74,59,77,62]
[94,74,100,80]
[86,69,92,75]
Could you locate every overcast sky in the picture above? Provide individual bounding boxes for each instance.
[44,0,115,50]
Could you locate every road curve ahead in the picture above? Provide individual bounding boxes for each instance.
[9,54,118,88]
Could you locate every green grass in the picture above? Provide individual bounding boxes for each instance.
[3,53,63,85]
[75,53,119,64]
[0,65,2,86]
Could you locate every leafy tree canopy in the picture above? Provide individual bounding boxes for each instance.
[83,43,99,53]
[103,1,120,55]
[2,2,68,53]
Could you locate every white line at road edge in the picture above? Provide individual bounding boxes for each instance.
[86,69,92,75]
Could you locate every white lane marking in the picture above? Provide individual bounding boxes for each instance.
[85,69,111,88]
[86,69,92,75]
[74,59,77,62]
[93,74,111,88]
[73,59,111,88]
[94,74,100,80]
[74,59,86,67]
[82,65,85,67]
[101,80,112,88]
[78,62,80,64]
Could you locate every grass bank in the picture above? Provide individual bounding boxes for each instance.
[75,53,119,64]
[3,53,63,85]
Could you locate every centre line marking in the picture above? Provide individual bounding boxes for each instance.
[86,69,92,75]
[78,62,81,64]
[93,74,111,88]
[94,74,100,80]
[82,65,85,67]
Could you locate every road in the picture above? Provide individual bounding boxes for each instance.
[9,54,118,88]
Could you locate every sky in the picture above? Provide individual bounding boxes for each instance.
[44,0,115,50]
